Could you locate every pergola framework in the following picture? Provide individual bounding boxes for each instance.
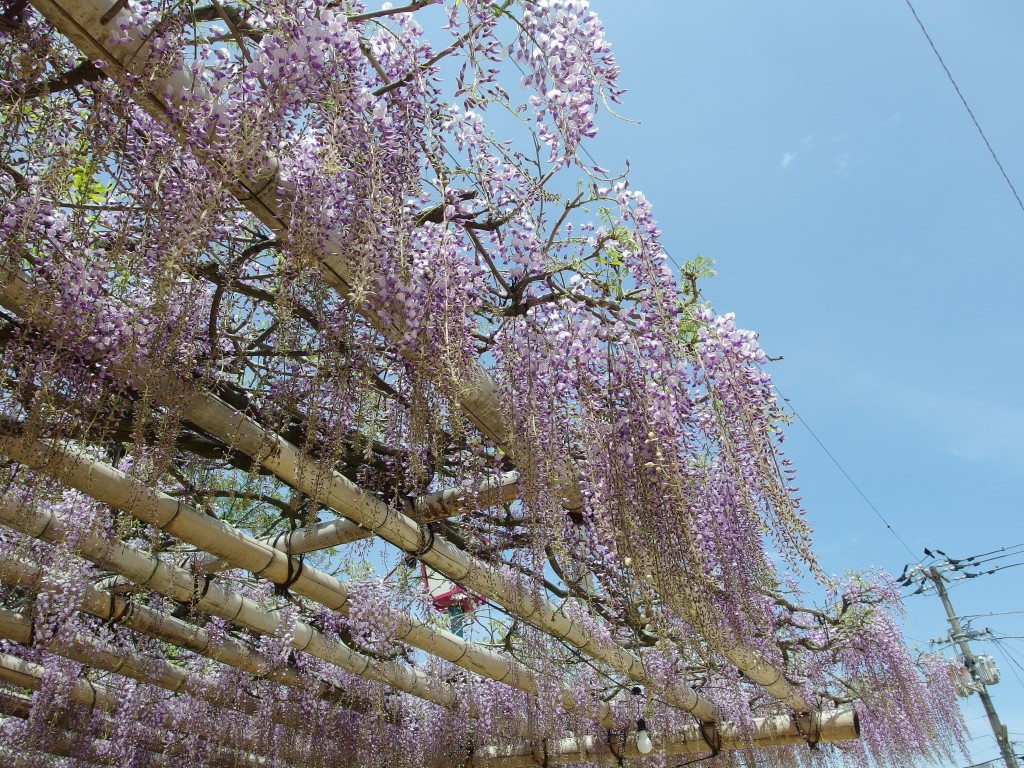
[0,0,965,766]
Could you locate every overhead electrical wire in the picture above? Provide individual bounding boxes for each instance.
[934,542,1024,568]
[771,383,917,559]
[903,0,1024,215]
[990,637,1024,692]
[960,610,1024,621]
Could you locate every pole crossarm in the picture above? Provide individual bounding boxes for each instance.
[925,567,1020,768]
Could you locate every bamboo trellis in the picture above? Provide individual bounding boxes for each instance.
[19,0,815,716]
[0,0,965,765]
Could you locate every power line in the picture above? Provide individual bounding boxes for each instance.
[903,0,1024,215]
[991,638,1024,693]
[772,384,917,558]
[955,543,1024,562]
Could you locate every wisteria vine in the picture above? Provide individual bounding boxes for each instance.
[0,0,964,766]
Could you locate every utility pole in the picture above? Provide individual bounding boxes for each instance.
[926,567,1020,768]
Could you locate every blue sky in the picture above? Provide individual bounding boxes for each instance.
[586,1,1024,765]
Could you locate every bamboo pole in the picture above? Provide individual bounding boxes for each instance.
[0,445,636,727]
[198,471,522,572]
[18,0,811,715]
[0,598,355,733]
[0,549,369,716]
[462,709,860,767]
[0,662,281,768]
[173,395,719,720]
[0,491,457,712]
[0,689,32,719]
[0,652,120,712]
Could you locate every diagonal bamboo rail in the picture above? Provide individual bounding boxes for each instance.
[0,488,457,711]
[0,546,370,716]
[0,654,283,767]
[21,0,812,716]
[197,471,522,572]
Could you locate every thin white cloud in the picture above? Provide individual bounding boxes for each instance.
[832,152,850,173]
[780,151,796,169]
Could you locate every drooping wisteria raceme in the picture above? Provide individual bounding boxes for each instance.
[0,0,964,766]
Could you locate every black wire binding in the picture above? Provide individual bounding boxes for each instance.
[106,583,132,625]
[413,522,436,557]
[268,531,305,596]
[607,729,624,767]
[698,721,721,758]
[793,712,820,750]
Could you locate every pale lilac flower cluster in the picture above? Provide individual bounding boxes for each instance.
[514,0,622,164]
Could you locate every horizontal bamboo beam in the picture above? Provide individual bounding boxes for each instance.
[465,709,860,767]
[0,652,116,711]
[0,688,33,719]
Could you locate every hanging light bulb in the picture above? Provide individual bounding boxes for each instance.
[635,716,653,754]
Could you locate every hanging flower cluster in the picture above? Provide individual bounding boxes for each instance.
[0,1,964,766]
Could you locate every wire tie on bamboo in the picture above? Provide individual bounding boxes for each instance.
[413,522,436,558]
[276,555,304,597]
[196,572,214,602]
[268,532,306,597]
[34,509,54,540]
[161,499,186,531]
[793,711,820,750]
[536,737,549,768]
[104,587,131,626]
[606,729,624,767]
[697,719,721,758]
[139,557,162,588]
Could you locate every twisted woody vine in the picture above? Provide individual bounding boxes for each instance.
[0,0,965,766]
